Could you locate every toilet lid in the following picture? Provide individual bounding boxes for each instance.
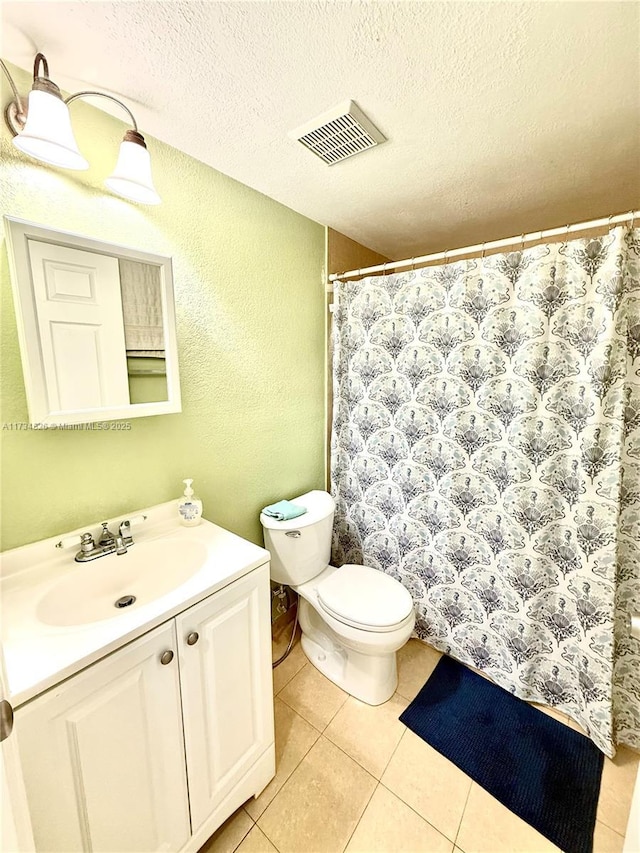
[316,564,413,630]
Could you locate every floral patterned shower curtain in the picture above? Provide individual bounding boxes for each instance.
[331,226,640,757]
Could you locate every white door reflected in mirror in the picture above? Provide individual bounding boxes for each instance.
[4,217,181,425]
[28,241,130,411]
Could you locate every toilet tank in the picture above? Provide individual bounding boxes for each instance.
[260,490,335,586]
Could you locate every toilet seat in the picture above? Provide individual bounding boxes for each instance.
[316,564,414,633]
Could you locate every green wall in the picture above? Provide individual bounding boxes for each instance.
[0,63,326,551]
[127,358,169,405]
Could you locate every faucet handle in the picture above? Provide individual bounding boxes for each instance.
[118,514,147,538]
[98,522,115,546]
[80,532,95,553]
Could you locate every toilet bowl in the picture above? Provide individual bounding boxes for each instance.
[260,491,415,705]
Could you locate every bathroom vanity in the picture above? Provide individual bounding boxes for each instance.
[0,503,275,852]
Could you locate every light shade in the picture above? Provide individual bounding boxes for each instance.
[105,137,161,205]
[13,89,89,170]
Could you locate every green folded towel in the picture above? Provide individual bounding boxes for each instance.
[262,500,307,521]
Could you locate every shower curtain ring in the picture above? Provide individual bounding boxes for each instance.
[520,233,526,252]
[631,211,636,229]
[481,242,486,259]
[411,257,416,271]
[443,249,449,265]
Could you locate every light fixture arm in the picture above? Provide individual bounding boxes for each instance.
[65,91,139,133]
[0,57,27,127]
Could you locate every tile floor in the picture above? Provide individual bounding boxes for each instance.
[201,636,639,853]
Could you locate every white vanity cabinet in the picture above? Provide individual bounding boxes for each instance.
[12,562,274,853]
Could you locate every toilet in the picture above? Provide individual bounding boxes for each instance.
[260,490,415,705]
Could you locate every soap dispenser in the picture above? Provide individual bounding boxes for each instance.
[178,478,203,527]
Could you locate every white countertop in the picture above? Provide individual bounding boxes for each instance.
[1,502,270,707]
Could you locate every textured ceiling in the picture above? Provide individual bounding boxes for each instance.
[2,1,639,259]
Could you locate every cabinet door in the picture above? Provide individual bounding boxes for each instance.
[177,564,274,831]
[15,622,190,852]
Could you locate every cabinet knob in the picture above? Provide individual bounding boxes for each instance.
[160,650,174,665]
[186,632,199,646]
[0,699,14,743]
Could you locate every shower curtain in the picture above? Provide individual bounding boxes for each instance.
[330,225,640,757]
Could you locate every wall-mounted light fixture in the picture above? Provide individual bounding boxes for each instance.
[1,53,160,205]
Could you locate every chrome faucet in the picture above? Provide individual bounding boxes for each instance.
[74,520,135,563]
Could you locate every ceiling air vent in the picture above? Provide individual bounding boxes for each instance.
[289,100,386,165]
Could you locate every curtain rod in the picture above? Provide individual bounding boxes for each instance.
[328,209,639,283]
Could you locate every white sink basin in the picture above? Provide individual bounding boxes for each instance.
[37,538,209,627]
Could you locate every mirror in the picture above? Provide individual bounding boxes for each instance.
[4,217,181,425]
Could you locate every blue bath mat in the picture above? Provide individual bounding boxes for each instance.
[399,656,604,853]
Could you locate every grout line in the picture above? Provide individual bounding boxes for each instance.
[378,726,407,779]
[225,808,254,853]
[595,755,639,836]
[323,723,406,782]
[304,690,411,780]
[280,699,322,744]
[255,788,292,849]
[279,701,323,748]
[272,649,306,696]
[275,688,324,734]
[340,779,380,853]
[595,820,625,843]
[276,658,349,733]
[595,813,632,837]
[395,687,417,702]
[246,726,320,822]
[377,778,459,847]
[453,779,474,850]
[321,728,383,781]
[318,732,377,780]
[254,736,324,818]
[255,734,376,852]
[277,700,321,754]
[253,824,282,853]
[273,666,304,696]
[320,691,350,733]
[241,805,256,824]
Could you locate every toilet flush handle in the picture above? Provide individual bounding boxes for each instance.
[285,530,301,538]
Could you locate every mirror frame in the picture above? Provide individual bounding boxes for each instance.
[4,216,182,425]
